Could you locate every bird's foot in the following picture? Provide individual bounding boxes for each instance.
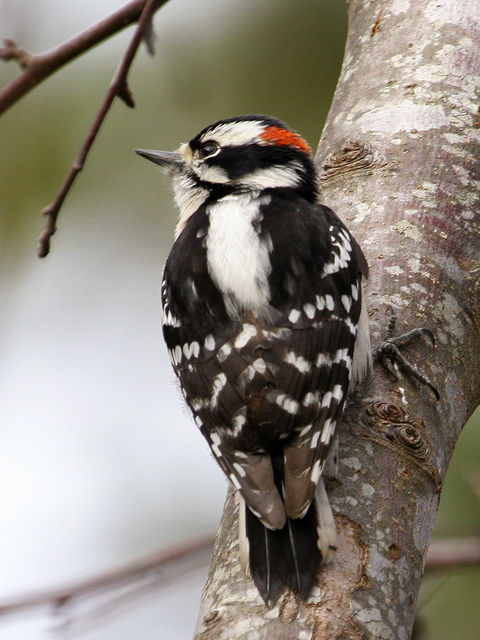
[373,306,439,401]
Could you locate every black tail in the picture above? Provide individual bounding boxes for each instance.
[245,500,321,606]
[244,449,321,607]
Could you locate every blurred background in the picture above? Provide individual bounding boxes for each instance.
[0,1,479,638]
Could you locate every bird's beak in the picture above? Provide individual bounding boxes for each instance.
[134,149,184,175]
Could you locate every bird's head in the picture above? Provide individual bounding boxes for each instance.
[135,115,317,236]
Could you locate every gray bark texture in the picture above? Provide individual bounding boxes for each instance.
[194,0,480,638]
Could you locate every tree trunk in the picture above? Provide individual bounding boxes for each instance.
[194,1,480,637]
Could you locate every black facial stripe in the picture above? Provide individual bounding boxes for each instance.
[209,144,302,179]
[185,170,236,199]
[190,145,317,202]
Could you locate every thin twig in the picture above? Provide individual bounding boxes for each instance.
[36,0,166,258]
[468,471,480,502]
[0,0,166,115]
[425,536,480,573]
[51,563,205,638]
[0,534,477,620]
[0,38,33,69]
[0,534,214,616]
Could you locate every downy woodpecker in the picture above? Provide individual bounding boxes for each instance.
[136,115,372,606]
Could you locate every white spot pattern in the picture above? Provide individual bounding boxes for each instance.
[182,341,200,359]
[242,358,267,382]
[217,342,232,362]
[288,309,301,323]
[210,432,222,458]
[320,418,335,444]
[341,295,352,312]
[233,323,257,349]
[204,334,216,350]
[273,393,300,415]
[310,430,321,449]
[174,345,182,364]
[234,323,258,348]
[233,462,247,477]
[321,391,333,408]
[321,229,352,277]
[344,318,357,335]
[211,373,227,408]
[232,413,247,437]
[284,351,311,373]
[333,348,352,370]
[315,295,325,310]
[163,308,182,328]
[303,303,316,319]
[311,459,323,484]
[322,253,350,276]
[332,384,344,401]
[299,423,313,436]
[190,372,228,412]
[230,473,242,490]
[302,392,320,407]
[316,353,332,368]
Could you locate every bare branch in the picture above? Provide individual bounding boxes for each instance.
[425,537,480,573]
[0,37,33,69]
[36,0,167,258]
[468,472,480,502]
[0,530,476,623]
[0,534,213,617]
[0,0,166,115]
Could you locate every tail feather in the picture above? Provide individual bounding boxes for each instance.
[316,477,338,564]
[241,450,337,607]
[245,500,321,606]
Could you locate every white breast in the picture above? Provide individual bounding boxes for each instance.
[205,193,272,319]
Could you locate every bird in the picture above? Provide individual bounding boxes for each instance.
[135,115,372,607]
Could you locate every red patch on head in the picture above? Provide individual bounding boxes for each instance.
[260,126,311,154]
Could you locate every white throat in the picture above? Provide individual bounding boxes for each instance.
[173,173,209,238]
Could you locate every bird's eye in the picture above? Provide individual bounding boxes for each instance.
[198,141,219,159]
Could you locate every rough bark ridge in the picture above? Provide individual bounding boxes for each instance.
[194,1,480,638]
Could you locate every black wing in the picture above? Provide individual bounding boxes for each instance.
[161,197,368,528]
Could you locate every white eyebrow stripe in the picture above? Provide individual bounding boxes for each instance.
[199,121,265,147]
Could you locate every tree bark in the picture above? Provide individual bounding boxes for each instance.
[194,1,480,638]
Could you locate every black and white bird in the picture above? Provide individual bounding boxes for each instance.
[135,115,371,606]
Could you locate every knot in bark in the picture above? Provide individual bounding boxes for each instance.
[320,139,384,182]
[365,400,406,424]
[353,400,441,488]
[384,423,429,460]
